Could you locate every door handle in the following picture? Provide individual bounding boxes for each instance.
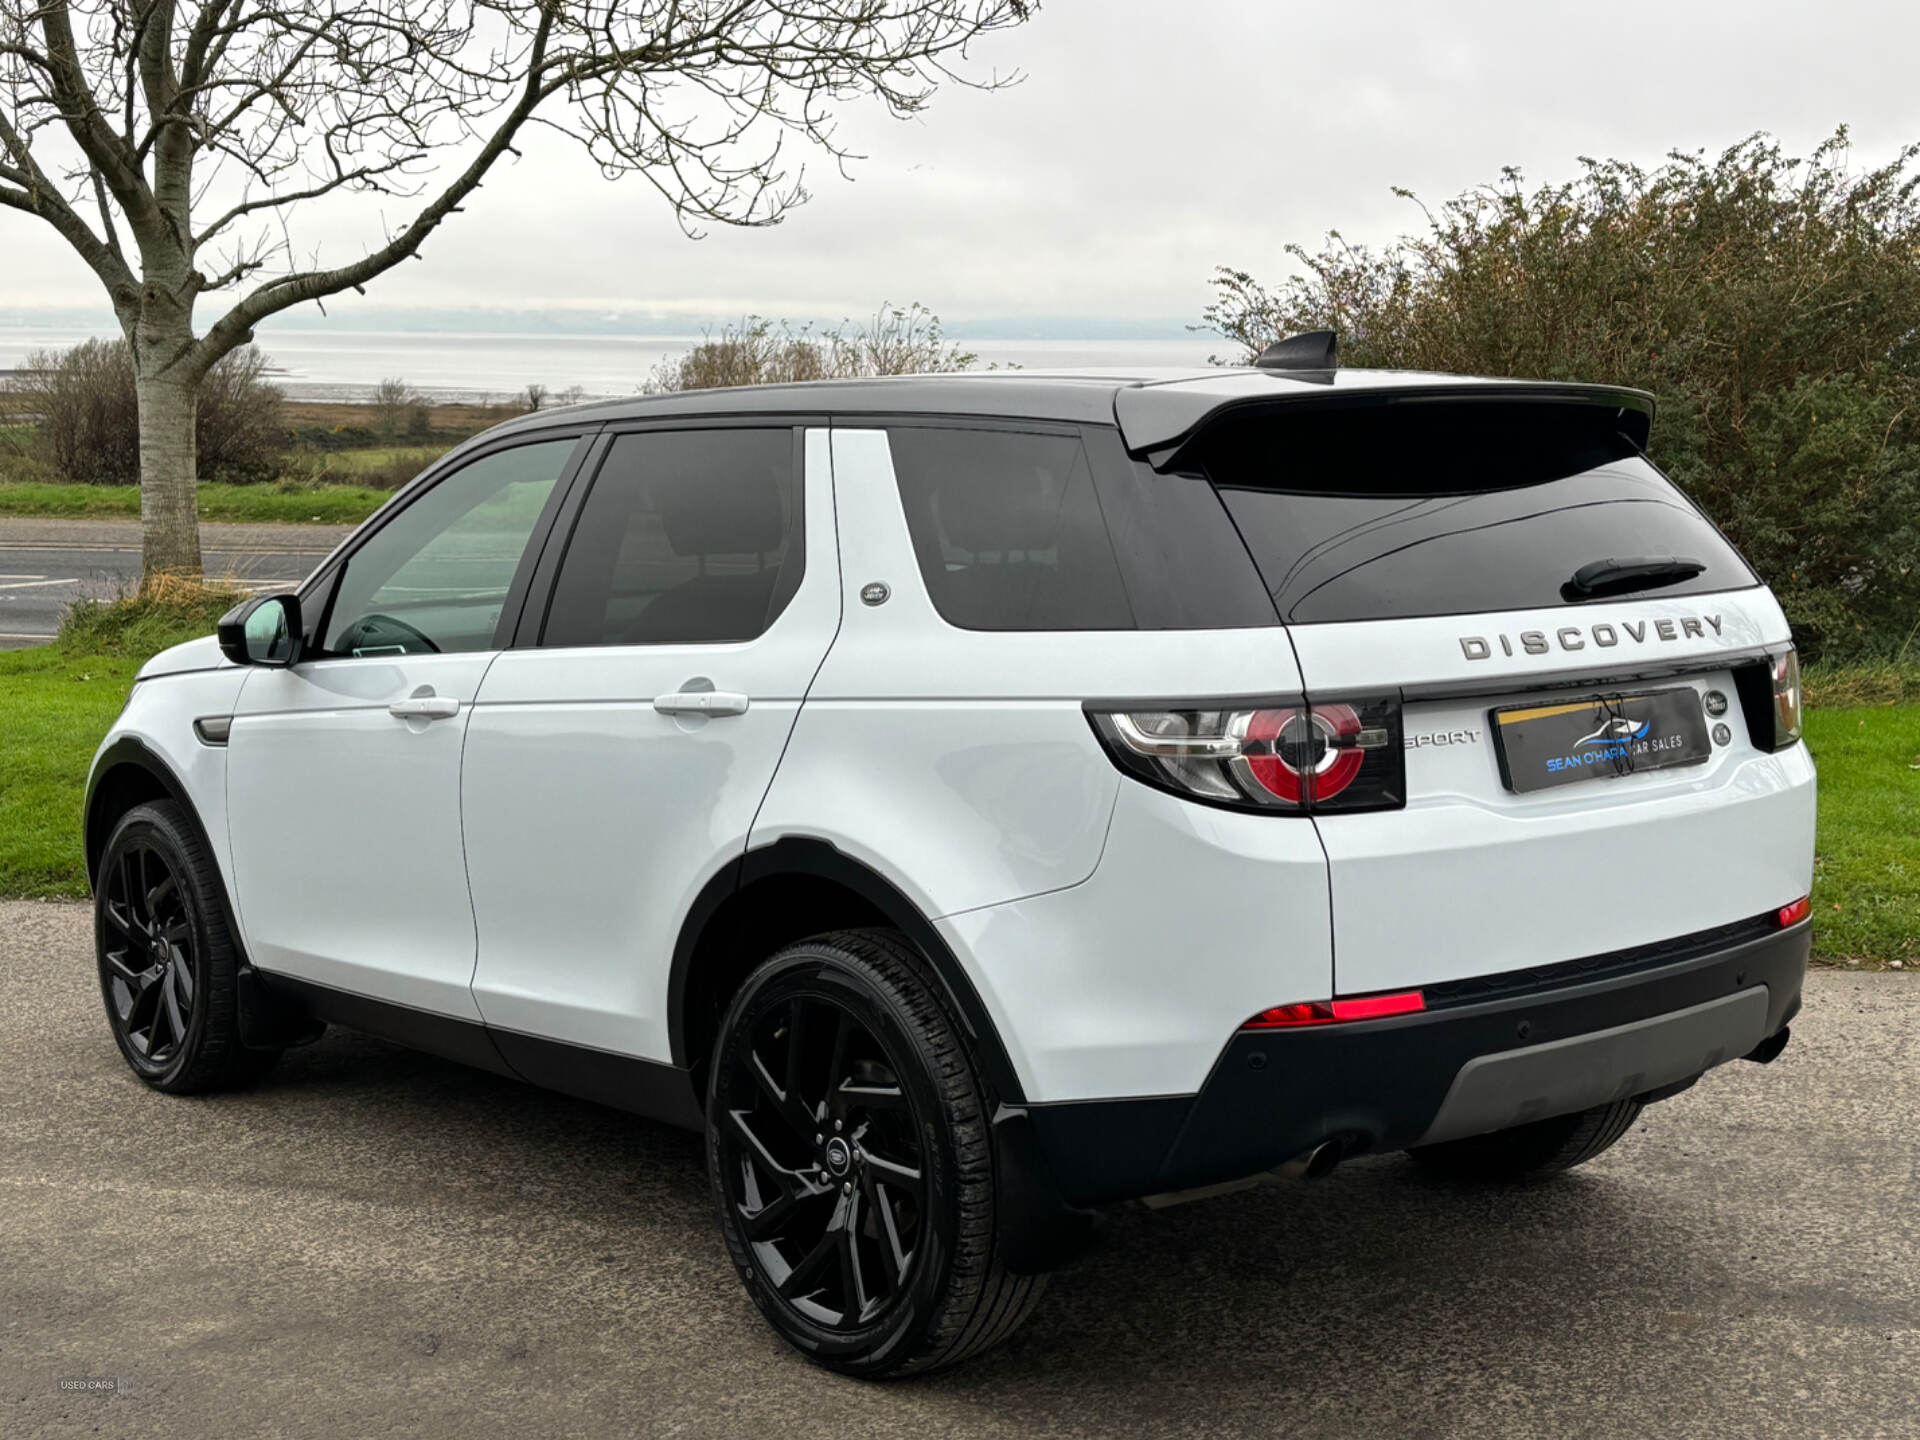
[653,690,749,717]
[389,695,461,720]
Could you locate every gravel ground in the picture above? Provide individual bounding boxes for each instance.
[2,898,1915,1439]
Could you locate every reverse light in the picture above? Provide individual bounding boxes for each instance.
[1776,896,1811,928]
[1090,696,1404,813]
[1243,991,1426,1029]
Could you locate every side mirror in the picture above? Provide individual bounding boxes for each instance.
[217,594,304,667]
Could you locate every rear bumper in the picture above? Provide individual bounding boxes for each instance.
[1020,917,1808,1207]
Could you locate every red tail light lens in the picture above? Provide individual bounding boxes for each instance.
[1089,696,1404,814]
[1244,990,1426,1029]
[1776,896,1811,927]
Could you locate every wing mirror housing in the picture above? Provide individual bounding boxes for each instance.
[217,593,304,667]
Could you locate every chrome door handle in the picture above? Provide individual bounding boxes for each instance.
[653,690,750,717]
[388,696,461,720]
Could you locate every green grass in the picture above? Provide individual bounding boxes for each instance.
[1803,703,1920,967]
[4,623,1918,969]
[0,480,391,525]
[0,644,144,896]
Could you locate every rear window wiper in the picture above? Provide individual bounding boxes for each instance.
[1562,556,1706,601]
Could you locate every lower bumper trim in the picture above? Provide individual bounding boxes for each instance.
[1413,985,1769,1147]
[1025,919,1809,1207]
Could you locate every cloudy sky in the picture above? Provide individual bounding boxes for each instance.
[5,0,1918,335]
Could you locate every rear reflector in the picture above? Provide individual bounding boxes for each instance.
[1243,990,1426,1029]
[1776,896,1811,928]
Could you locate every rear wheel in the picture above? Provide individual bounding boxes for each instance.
[95,801,278,1093]
[707,929,1042,1377]
[1408,1099,1644,1181]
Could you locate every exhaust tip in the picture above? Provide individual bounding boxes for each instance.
[1743,1025,1791,1065]
[1273,1139,1344,1183]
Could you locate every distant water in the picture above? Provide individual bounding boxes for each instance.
[0,328,1227,403]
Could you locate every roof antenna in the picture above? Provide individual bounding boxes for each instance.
[1253,329,1338,371]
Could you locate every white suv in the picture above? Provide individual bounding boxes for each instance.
[85,352,1815,1376]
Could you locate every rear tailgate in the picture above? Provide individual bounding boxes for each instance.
[1288,592,1815,993]
[1188,391,1817,994]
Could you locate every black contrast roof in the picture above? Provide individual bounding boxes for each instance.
[481,367,1658,469]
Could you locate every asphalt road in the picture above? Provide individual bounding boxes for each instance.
[0,518,351,648]
[2,900,1915,1440]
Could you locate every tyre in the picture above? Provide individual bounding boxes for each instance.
[1408,1098,1644,1181]
[706,929,1043,1377]
[95,800,279,1093]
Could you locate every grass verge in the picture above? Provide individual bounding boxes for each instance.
[1802,703,1920,968]
[0,579,245,898]
[0,481,391,525]
[2,625,1917,969]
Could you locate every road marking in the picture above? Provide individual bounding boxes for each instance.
[0,542,338,556]
[0,577,78,591]
[0,632,57,640]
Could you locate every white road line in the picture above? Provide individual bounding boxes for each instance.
[0,577,78,591]
[0,632,57,640]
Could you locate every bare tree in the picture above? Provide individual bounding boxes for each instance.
[0,1,1033,577]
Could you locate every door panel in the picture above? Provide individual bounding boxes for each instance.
[227,654,496,1014]
[225,436,581,1015]
[461,427,840,1061]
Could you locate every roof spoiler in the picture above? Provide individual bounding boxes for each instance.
[1116,381,1658,471]
[1253,329,1338,372]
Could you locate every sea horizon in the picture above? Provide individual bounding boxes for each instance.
[0,321,1231,403]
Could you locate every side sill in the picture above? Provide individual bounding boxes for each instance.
[256,973,703,1130]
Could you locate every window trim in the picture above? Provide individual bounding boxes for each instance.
[296,426,600,660]
[523,416,818,651]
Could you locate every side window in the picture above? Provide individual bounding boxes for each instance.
[888,426,1134,631]
[321,438,575,657]
[541,428,800,648]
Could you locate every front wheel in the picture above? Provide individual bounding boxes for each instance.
[95,801,279,1092]
[706,929,1042,1377]
[1408,1098,1644,1181]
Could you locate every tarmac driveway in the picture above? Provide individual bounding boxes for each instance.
[2,899,1915,1439]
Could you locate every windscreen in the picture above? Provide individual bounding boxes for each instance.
[1193,400,1755,624]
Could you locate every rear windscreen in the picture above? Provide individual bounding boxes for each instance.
[1192,400,1755,624]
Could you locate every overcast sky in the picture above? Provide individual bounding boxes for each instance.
[5,0,1919,334]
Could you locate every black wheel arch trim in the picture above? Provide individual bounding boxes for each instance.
[668,836,1030,1106]
[85,737,212,893]
[668,837,1095,1276]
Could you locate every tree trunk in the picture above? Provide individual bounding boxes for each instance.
[135,367,203,580]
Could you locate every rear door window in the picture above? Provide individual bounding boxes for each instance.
[541,428,801,647]
[1195,401,1754,624]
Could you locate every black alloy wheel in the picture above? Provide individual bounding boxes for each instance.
[95,800,280,1092]
[715,987,927,1331]
[708,930,1043,1377]
[101,838,198,1070]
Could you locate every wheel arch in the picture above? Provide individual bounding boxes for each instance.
[84,738,207,893]
[669,836,1028,1106]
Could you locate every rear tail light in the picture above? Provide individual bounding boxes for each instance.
[1733,646,1803,752]
[1090,696,1404,813]
[1771,649,1803,748]
[1244,990,1426,1028]
[1776,895,1811,928]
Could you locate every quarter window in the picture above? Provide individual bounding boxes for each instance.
[888,426,1134,631]
[321,438,575,657]
[541,428,801,648]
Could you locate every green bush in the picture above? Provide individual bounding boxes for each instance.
[1203,130,1920,661]
[647,302,977,392]
[2,339,285,484]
